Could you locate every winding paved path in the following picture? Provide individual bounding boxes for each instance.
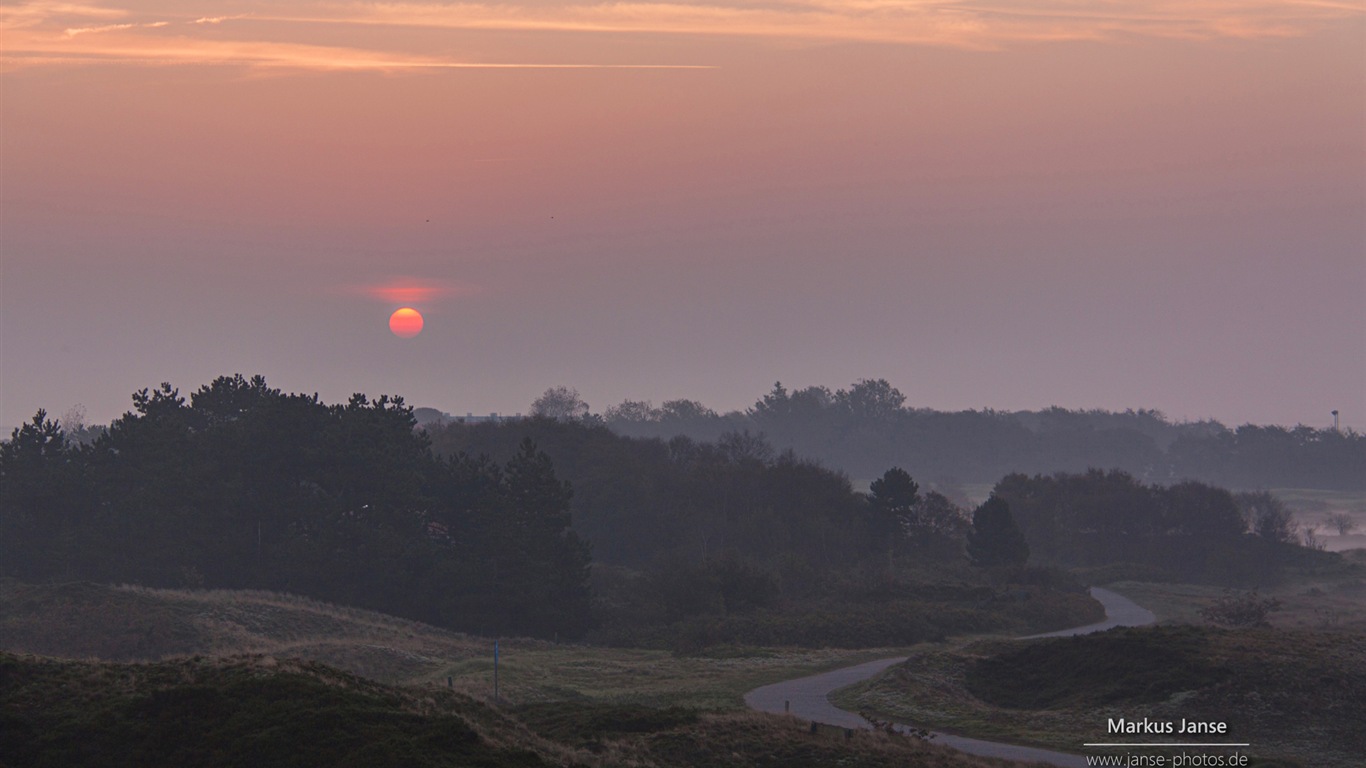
[744,587,1155,767]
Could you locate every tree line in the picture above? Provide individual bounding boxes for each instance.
[5,375,1335,647]
[519,380,1364,490]
[0,375,591,639]
[425,417,1330,645]
[992,469,1333,584]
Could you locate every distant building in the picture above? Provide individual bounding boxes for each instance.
[412,407,522,429]
[457,412,523,424]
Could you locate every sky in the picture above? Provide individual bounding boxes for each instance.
[2,0,1364,432]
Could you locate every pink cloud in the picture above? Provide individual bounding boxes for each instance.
[347,278,482,305]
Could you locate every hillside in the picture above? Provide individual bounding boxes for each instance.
[0,579,935,710]
[0,651,1031,768]
[0,652,563,768]
[1,578,1060,766]
[586,380,1366,490]
[835,623,1365,767]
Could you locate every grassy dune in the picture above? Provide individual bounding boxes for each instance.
[836,626,1364,767]
[1106,550,1366,631]
[0,651,1035,768]
[0,578,1056,766]
[0,652,570,768]
[832,565,1366,768]
[0,579,496,683]
[0,578,925,710]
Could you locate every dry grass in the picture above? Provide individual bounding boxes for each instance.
[1105,550,1366,632]
[830,569,1366,768]
[0,578,918,710]
[4,649,1043,768]
[605,709,1032,768]
[438,644,920,711]
[832,625,1365,768]
[0,579,506,682]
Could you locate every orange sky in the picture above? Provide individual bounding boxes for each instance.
[2,0,1363,430]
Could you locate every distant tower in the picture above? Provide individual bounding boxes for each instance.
[1331,410,1340,432]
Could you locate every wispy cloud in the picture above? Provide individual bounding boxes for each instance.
[2,0,1362,72]
[64,20,167,36]
[192,15,247,25]
[3,35,714,71]
[341,278,482,305]
[63,22,136,36]
[268,0,1365,46]
[1,1,126,32]
[0,1,714,71]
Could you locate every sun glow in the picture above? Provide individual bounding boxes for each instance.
[388,307,424,338]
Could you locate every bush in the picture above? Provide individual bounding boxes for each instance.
[1199,589,1282,628]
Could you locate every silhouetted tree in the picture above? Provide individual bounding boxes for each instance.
[1326,511,1356,536]
[0,376,596,639]
[868,467,919,560]
[499,437,592,637]
[0,411,83,579]
[966,496,1029,569]
[1236,491,1298,544]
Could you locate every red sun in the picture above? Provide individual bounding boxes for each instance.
[389,307,424,338]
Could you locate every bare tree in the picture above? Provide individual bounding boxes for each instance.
[1326,512,1357,537]
[58,403,104,445]
[1302,524,1326,551]
[603,399,658,423]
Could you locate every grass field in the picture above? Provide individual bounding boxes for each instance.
[6,544,1361,767]
[3,651,1032,768]
[1102,550,1366,631]
[0,578,925,711]
[830,557,1366,768]
[832,624,1364,768]
[0,580,1047,767]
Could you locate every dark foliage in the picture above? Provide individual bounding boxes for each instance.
[590,585,1103,651]
[600,380,1365,490]
[514,702,700,745]
[0,653,549,768]
[0,652,1028,768]
[1199,589,1283,628]
[965,497,1029,569]
[990,470,1329,584]
[426,418,878,571]
[3,377,1106,650]
[427,419,1042,647]
[965,626,1232,710]
[0,375,591,639]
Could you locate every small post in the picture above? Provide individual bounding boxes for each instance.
[493,640,500,703]
[784,700,790,713]
[447,676,452,689]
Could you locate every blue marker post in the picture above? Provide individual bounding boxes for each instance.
[493,640,499,703]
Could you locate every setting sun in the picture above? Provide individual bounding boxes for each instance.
[389,307,424,338]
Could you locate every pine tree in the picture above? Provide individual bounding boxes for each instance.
[500,437,592,637]
[868,467,920,561]
[966,495,1029,568]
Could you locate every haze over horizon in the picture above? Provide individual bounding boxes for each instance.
[3,0,1363,433]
